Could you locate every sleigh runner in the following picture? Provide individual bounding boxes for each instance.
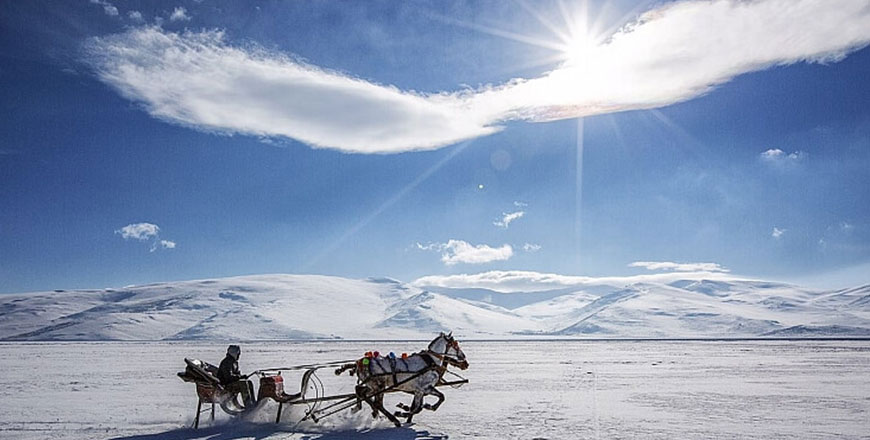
[177,333,468,428]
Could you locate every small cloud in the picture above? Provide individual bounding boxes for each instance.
[417,239,513,265]
[522,243,541,252]
[90,0,118,16]
[153,239,177,252]
[772,227,786,239]
[493,211,524,229]
[116,222,176,252]
[170,7,191,22]
[629,261,729,273]
[116,222,160,241]
[128,10,144,22]
[513,201,528,208]
[760,148,806,164]
[840,222,854,233]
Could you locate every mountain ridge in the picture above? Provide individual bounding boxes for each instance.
[1,273,868,341]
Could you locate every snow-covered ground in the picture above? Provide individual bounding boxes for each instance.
[2,274,869,340]
[0,340,868,439]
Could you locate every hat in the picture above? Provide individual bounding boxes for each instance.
[227,344,241,359]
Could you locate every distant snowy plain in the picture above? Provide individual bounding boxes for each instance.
[0,340,868,439]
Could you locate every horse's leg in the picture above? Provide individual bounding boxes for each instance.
[396,394,411,412]
[356,384,378,419]
[361,392,401,427]
[422,386,445,411]
[404,391,425,424]
[373,392,385,419]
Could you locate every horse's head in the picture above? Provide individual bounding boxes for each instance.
[429,332,468,370]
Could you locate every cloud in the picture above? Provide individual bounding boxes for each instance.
[772,226,786,239]
[494,211,524,229]
[90,0,118,16]
[522,243,541,252]
[417,240,513,265]
[128,11,144,22]
[85,27,497,154]
[629,261,729,273]
[86,0,870,153]
[116,222,176,252]
[413,269,739,293]
[840,222,854,233]
[116,222,160,241]
[760,148,806,163]
[170,7,190,22]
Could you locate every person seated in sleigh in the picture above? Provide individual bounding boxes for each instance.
[218,344,255,407]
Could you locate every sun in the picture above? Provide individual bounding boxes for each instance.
[560,30,598,66]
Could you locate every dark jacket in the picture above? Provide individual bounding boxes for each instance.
[217,354,241,385]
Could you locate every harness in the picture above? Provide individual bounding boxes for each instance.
[356,337,463,388]
[358,351,444,387]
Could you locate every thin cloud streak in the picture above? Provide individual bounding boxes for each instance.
[87,0,870,153]
[413,269,742,293]
[494,211,525,229]
[629,261,729,273]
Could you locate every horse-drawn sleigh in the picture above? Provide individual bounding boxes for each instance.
[177,333,468,428]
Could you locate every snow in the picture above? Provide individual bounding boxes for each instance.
[0,340,867,439]
[2,274,870,340]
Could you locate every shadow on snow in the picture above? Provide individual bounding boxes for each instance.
[108,423,448,440]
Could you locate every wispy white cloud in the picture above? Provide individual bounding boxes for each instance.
[629,261,729,273]
[413,269,740,293]
[86,27,497,153]
[417,240,513,265]
[522,243,541,252]
[90,0,118,16]
[840,222,854,233]
[772,226,786,239]
[494,211,524,229]
[116,222,176,252]
[86,0,870,153]
[170,7,190,22]
[760,148,806,164]
[128,11,144,22]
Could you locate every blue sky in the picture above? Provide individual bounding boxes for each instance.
[1,0,869,293]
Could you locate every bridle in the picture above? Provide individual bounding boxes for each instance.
[425,337,464,369]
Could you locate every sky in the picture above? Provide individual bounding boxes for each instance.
[1,0,870,293]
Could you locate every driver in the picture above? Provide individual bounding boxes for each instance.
[218,344,255,407]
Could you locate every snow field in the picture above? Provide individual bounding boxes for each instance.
[0,340,868,439]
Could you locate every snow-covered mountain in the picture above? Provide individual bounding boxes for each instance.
[1,274,868,340]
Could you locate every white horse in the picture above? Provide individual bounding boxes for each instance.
[335,332,468,425]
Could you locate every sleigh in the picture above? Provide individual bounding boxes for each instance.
[177,358,307,427]
[177,333,468,428]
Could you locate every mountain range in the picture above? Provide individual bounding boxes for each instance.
[1,273,868,340]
